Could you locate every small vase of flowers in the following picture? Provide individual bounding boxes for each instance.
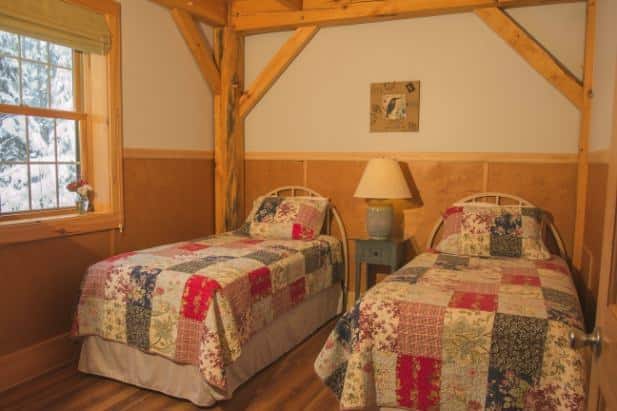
[66,179,93,214]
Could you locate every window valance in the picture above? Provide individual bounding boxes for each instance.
[0,0,111,54]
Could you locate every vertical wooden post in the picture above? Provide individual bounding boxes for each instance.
[572,0,596,268]
[214,28,245,233]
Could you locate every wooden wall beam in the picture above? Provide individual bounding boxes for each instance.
[150,0,227,26]
[572,0,596,268]
[239,26,318,119]
[230,0,584,32]
[276,0,304,9]
[475,7,583,110]
[171,8,221,94]
[214,28,245,232]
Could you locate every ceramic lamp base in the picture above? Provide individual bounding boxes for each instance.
[366,203,393,239]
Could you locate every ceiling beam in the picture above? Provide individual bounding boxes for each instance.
[239,26,319,119]
[171,8,221,94]
[150,0,227,26]
[475,7,583,110]
[230,0,584,32]
[275,0,303,9]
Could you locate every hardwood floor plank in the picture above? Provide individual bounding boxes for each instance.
[0,319,339,411]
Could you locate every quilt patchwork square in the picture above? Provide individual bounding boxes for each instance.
[396,354,441,410]
[396,302,445,358]
[449,291,498,312]
[501,273,541,287]
[490,234,522,258]
[248,267,272,301]
[181,275,221,321]
[175,316,203,363]
[489,313,548,382]
[178,243,209,252]
[374,350,398,406]
[126,303,152,351]
[542,287,583,328]
[244,249,283,266]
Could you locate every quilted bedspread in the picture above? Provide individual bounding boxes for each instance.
[315,252,586,410]
[73,232,343,391]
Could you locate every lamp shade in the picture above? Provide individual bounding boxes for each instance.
[354,158,412,199]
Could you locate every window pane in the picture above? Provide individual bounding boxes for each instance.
[56,119,77,162]
[28,116,55,161]
[0,164,29,212]
[30,164,57,210]
[0,114,26,162]
[21,37,48,63]
[0,56,20,104]
[50,66,73,110]
[22,61,49,107]
[0,31,18,57]
[58,163,78,207]
[50,44,72,68]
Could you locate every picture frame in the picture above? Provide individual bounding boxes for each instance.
[370,81,420,132]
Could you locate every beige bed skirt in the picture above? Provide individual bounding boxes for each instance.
[78,284,343,407]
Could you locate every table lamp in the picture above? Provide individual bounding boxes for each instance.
[353,158,411,239]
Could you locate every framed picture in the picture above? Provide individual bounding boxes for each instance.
[370,81,420,132]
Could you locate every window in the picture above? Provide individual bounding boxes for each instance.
[0,30,83,216]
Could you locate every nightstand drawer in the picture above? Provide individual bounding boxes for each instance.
[358,244,392,264]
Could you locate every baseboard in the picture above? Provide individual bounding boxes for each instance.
[0,333,80,393]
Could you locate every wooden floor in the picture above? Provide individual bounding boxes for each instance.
[0,320,340,411]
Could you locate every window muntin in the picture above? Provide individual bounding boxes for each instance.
[0,30,81,216]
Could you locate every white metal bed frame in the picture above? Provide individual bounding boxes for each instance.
[426,192,568,259]
[264,185,349,305]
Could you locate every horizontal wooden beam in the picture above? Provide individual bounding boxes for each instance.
[231,0,584,32]
[276,0,303,9]
[150,0,226,26]
[475,7,583,109]
[239,26,319,119]
[171,8,221,94]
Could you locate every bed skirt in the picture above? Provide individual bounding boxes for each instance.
[79,284,343,407]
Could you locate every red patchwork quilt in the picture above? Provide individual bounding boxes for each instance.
[72,232,343,391]
[314,252,586,410]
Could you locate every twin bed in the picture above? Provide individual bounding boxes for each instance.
[73,189,586,410]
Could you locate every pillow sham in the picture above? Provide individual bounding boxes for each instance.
[245,196,329,240]
[435,202,551,260]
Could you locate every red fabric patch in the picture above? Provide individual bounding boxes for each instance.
[179,243,209,252]
[175,317,204,363]
[448,291,498,312]
[241,239,264,245]
[289,277,306,305]
[443,206,463,217]
[292,223,314,240]
[181,275,221,321]
[396,355,441,410]
[106,251,136,262]
[249,267,272,300]
[535,260,569,275]
[501,274,542,286]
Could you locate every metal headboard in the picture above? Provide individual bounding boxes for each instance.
[426,192,568,259]
[264,186,349,305]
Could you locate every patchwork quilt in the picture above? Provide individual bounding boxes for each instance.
[315,252,586,410]
[72,232,343,391]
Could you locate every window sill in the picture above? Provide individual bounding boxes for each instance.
[0,211,122,246]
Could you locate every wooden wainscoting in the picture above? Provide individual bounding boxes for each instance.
[0,148,215,393]
[580,149,610,329]
[244,151,579,296]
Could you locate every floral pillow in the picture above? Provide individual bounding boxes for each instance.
[245,196,329,240]
[435,203,551,260]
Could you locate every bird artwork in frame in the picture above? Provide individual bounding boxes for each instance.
[370,81,420,132]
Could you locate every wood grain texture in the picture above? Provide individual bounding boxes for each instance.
[581,162,608,329]
[149,0,227,26]
[486,162,578,256]
[244,160,305,217]
[0,320,340,410]
[572,0,597,269]
[0,231,111,356]
[114,158,214,253]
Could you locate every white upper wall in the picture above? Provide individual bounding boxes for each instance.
[245,5,586,153]
[589,0,617,151]
[120,0,213,150]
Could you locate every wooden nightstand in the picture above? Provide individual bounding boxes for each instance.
[353,237,409,302]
